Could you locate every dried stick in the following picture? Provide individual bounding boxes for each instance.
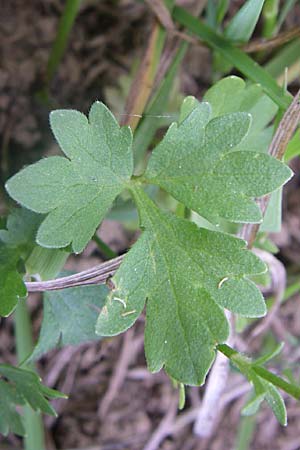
[243,26,300,53]
[144,0,175,31]
[98,329,144,418]
[242,88,300,248]
[193,311,234,437]
[143,396,178,450]
[142,380,251,450]
[25,255,124,292]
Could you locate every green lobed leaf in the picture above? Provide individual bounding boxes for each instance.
[0,364,65,436]
[0,379,25,436]
[0,207,68,279]
[0,208,42,256]
[203,76,277,153]
[144,99,292,225]
[225,0,266,43]
[97,188,267,385]
[0,241,27,317]
[32,282,108,360]
[177,84,285,233]
[203,76,283,232]
[5,102,133,254]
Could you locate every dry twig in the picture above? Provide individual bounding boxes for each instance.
[243,27,300,53]
[250,249,286,340]
[242,88,300,248]
[193,311,234,437]
[144,0,175,31]
[143,396,178,450]
[98,329,143,418]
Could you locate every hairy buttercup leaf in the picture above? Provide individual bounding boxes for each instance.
[0,208,42,256]
[1,91,298,424]
[6,102,133,253]
[97,188,267,385]
[0,242,27,317]
[0,208,68,280]
[0,380,25,436]
[203,76,277,153]
[144,101,292,225]
[32,283,108,359]
[204,76,283,232]
[0,364,65,436]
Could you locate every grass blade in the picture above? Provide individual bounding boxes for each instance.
[46,0,82,84]
[225,0,266,42]
[173,6,291,110]
[133,42,187,168]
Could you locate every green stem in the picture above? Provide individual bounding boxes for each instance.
[92,235,117,259]
[252,365,300,399]
[15,300,46,450]
[235,414,256,450]
[216,343,238,359]
[217,343,300,400]
[46,0,82,84]
[262,0,279,38]
[276,0,298,32]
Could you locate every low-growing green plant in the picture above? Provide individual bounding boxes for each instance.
[2,1,300,448]
[1,75,299,438]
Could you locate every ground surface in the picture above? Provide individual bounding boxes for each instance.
[0,1,300,449]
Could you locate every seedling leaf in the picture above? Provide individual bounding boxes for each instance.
[97,188,267,385]
[0,208,68,280]
[0,242,27,317]
[5,102,133,253]
[32,283,108,359]
[144,101,292,225]
[0,364,65,436]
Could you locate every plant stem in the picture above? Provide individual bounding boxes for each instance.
[252,366,300,399]
[15,300,46,450]
[234,415,256,450]
[92,235,117,260]
[262,0,279,38]
[217,343,300,400]
[46,0,82,85]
